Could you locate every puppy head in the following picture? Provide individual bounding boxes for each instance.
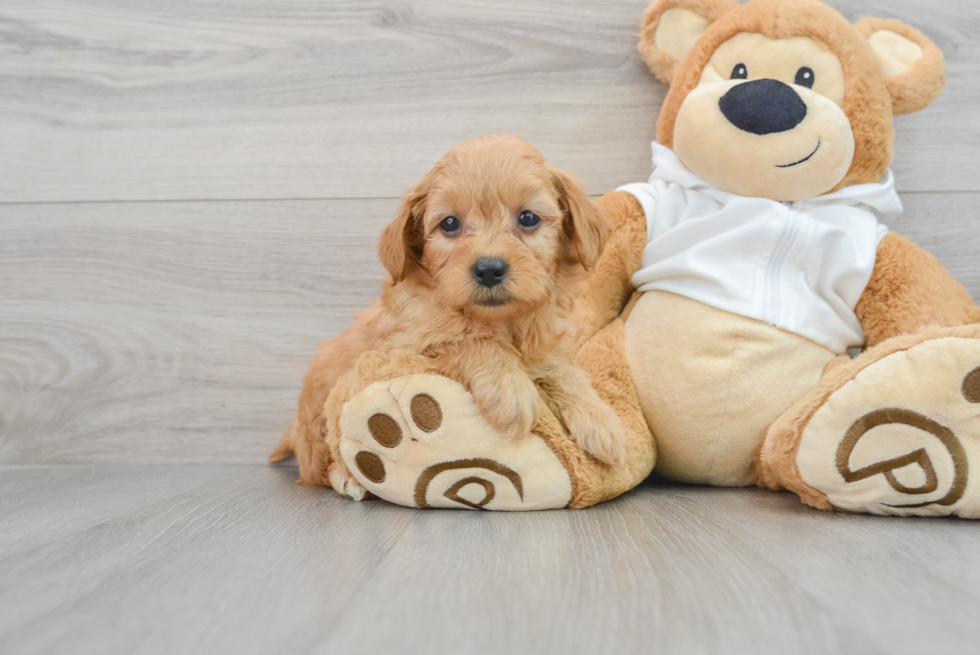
[378,135,607,319]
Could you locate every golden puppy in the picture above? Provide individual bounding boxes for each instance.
[272,135,627,496]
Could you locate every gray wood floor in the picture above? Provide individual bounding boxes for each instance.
[2,1,980,653]
[2,465,980,655]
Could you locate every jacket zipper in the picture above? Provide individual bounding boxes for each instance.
[765,202,801,326]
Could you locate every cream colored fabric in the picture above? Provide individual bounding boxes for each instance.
[675,32,855,200]
[625,291,835,486]
[339,374,573,511]
[798,337,980,518]
[698,33,847,106]
[655,8,710,62]
[868,30,924,78]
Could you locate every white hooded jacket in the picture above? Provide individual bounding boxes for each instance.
[618,142,904,354]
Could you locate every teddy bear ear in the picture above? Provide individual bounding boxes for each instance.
[855,17,946,115]
[638,0,739,84]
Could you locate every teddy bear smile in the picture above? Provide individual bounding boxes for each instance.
[776,138,822,168]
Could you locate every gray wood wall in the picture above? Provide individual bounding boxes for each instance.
[2,0,977,465]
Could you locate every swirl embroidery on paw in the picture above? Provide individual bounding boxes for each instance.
[414,458,524,509]
[836,408,968,508]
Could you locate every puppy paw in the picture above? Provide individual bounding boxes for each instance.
[328,466,369,501]
[560,399,628,468]
[472,374,541,441]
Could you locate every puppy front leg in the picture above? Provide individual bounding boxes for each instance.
[537,364,627,468]
[440,344,542,440]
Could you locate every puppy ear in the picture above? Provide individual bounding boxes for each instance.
[638,0,738,84]
[378,178,429,283]
[856,17,946,115]
[548,164,608,271]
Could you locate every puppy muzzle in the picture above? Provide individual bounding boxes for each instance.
[472,257,509,289]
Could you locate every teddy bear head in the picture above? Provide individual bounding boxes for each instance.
[638,0,945,201]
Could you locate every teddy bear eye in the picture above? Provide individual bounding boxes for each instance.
[731,63,748,80]
[795,67,815,88]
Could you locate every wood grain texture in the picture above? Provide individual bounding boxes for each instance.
[1,465,978,655]
[0,199,394,464]
[0,464,237,559]
[2,193,977,465]
[0,0,977,203]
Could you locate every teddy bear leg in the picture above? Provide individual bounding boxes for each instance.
[336,374,575,511]
[758,324,980,518]
[329,318,655,510]
[323,350,573,510]
[564,316,657,508]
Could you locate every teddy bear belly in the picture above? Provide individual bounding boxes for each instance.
[624,290,836,487]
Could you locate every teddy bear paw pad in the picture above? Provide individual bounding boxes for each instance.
[337,374,572,510]
[797,337,980,518]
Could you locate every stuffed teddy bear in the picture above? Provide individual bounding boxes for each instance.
[276,0,980,517]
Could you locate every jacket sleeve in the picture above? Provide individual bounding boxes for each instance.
[856,232,980,347]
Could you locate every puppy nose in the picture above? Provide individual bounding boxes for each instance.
[719,79,807,135]
[472,258,509,289]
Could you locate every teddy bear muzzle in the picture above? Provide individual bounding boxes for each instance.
[718,79,808,135]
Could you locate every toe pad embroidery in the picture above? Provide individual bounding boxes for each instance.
[410,393,443,432]
[355,451,386,484]
[367,413,403,448]
[963,367,980,404]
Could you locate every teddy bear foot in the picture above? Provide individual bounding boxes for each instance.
[336,373,573,510]
[766,326,980,518]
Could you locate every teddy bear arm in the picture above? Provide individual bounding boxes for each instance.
[856,232,980,348]
[571,191,648,346]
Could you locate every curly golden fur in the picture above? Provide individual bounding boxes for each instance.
[271,135,627,492]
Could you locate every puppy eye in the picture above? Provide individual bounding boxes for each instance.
[731,63,748,80]
[518,210,541,230]
[795,67,815,88]
[440,216,461,234]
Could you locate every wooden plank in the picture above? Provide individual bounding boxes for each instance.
[0,0,976,203]
[682,489,980,651]
[0,464,418,655]
[0,464,237,559]
[1,193,977,465]
[1,465,979,654]
[0,198,394,464]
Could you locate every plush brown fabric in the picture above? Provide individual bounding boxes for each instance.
[856,233,980,348]
[565,319,657,508]
[855,17,946,116]
[571,191,648,347]
[638,0,739,84]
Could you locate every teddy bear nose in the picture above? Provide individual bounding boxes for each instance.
[719,79,808,135]
[472,258,509,289]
